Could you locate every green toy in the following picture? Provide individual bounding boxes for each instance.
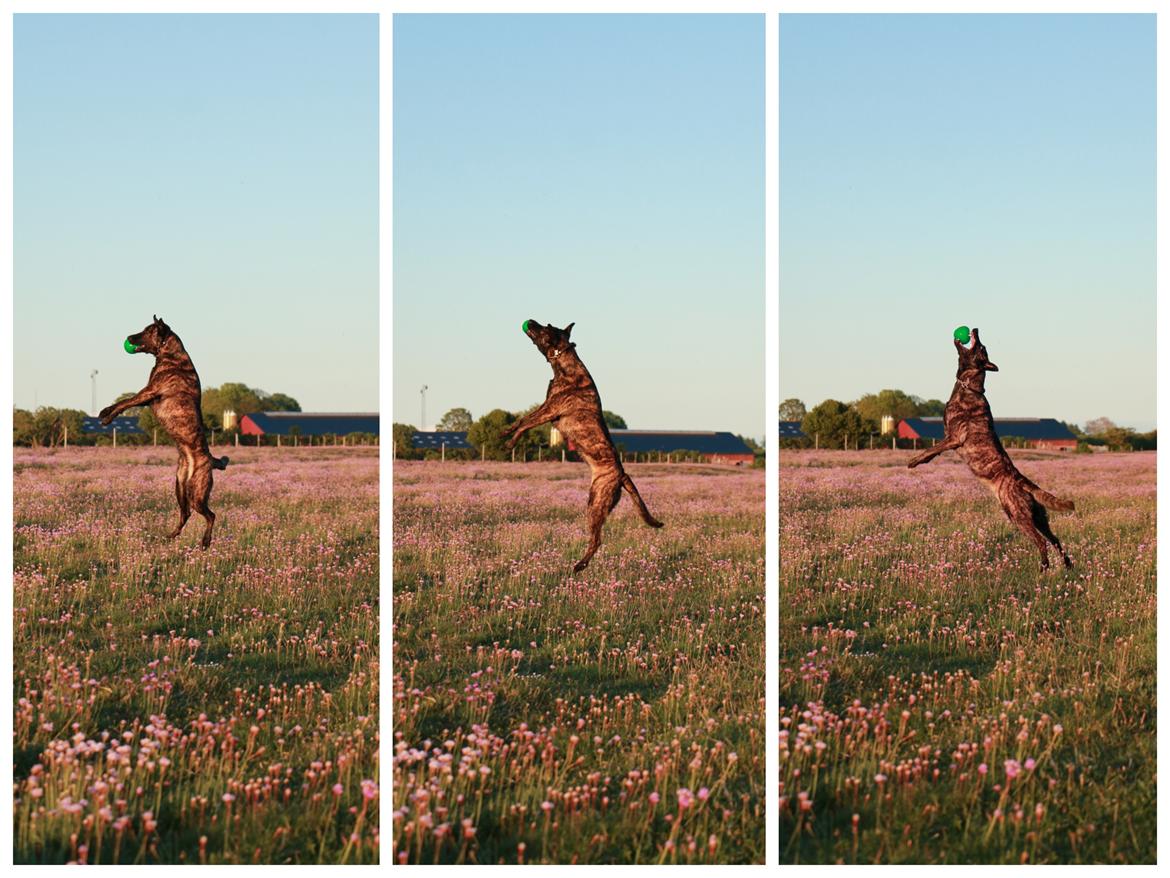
[522,320,530,333]
[953,325,971,345]
[124,338,139,354]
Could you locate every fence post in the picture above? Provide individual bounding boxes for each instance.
[815,433,819,450]
[481,444,486,461]
[511,447,515,463]
[113,427,117,448]
[64,423,68,449]
[561,448,565,462]
[441,441,446,462]
[278,434,281,448]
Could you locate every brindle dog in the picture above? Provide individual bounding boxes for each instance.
[503,320,664,572]
[99,316,229,548]
[908,327,1074,569]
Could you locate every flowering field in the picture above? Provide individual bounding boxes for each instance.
[13,447,379,864]
[780,450,1155,864]
[393,461,764,864]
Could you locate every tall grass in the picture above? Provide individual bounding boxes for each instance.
[393,461,764,864]
[780,450,1155,864]
[13,447,379,864]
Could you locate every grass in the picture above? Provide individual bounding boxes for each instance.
[12,446,379,864]
[392,461,764,864]
[780,449,1155,864]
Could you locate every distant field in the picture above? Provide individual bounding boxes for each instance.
[393,462,764,864]
[13,447,379,865]
[780,450,1155,864]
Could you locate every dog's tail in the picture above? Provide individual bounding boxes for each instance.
[212,455,230,471]
[1027,484,1074,512]
[620,473,664,528]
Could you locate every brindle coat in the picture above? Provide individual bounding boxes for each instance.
[99,316,229,548]
[503,320,663,572]
[908,327,1074,569]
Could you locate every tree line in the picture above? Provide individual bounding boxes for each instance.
[780,391,1155,452]
[13,383,301,447]
[395,406,765,464]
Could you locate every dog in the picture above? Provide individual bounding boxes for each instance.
[503,320,663,572]
[99,316,229,548]
[907,327,1073,569]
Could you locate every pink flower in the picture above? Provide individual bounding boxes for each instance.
[977,763,988,776]
[1004,759,1021,780]
[677,788,694,810]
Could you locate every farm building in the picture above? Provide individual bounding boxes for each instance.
[239,412,379,437]
[81,416,144,435]
[607,430,755,464]
[778,421,806,439]
[898,417,1077,450]
[411,431,474,450]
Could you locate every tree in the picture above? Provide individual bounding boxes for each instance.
[778,399,807,422]
[13,408,35,446]
[392,423,420,459]
[853,389,919,432]
[263,392,301,412]
[467,409,515,460]
[602,411,627,429]
[1084,417,1117,437]
[801,399,866,449]
[437,407,473,432]
[216,382,264,416]
[917,398,946,417]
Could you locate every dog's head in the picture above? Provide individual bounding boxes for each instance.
[125,315,175,355]
[954,327,998,375]
[522,319,576,364]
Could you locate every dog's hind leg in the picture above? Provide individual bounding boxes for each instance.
[1001,488,1050,570]
[620,473,664,528]
[1032,503,1072,568]
[167,453,192,538]
[188,456,217,549]
[573,470,622,573]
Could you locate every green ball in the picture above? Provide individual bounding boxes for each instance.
[522,320,530,334]
[953,325,971,344]
[124,338,138,354]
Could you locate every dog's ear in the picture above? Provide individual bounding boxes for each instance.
[971,327,981,345]
[563,322,575,337]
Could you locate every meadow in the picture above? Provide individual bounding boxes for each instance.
[392,461,764,864]
[12,446,379,864]
[780,449,1155,864]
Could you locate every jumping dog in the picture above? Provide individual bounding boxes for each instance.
[908,328,1074,569]
[100,316,229,548]
[503,320,663,572]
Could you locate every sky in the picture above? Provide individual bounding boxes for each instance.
[780,14,1155,431]
[394,14,764,441]
[15,14,378,415]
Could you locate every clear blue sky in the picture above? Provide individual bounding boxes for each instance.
[780,14,1155,431]
[15,14,378,415]
[394,14,764,440]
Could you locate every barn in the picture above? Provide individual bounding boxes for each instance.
[607,430,755,464]
[412,431,474,450]
[81,416,144,436]
[778,421,806,439]
[239,412,380,437]
[898,417,1077,450]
